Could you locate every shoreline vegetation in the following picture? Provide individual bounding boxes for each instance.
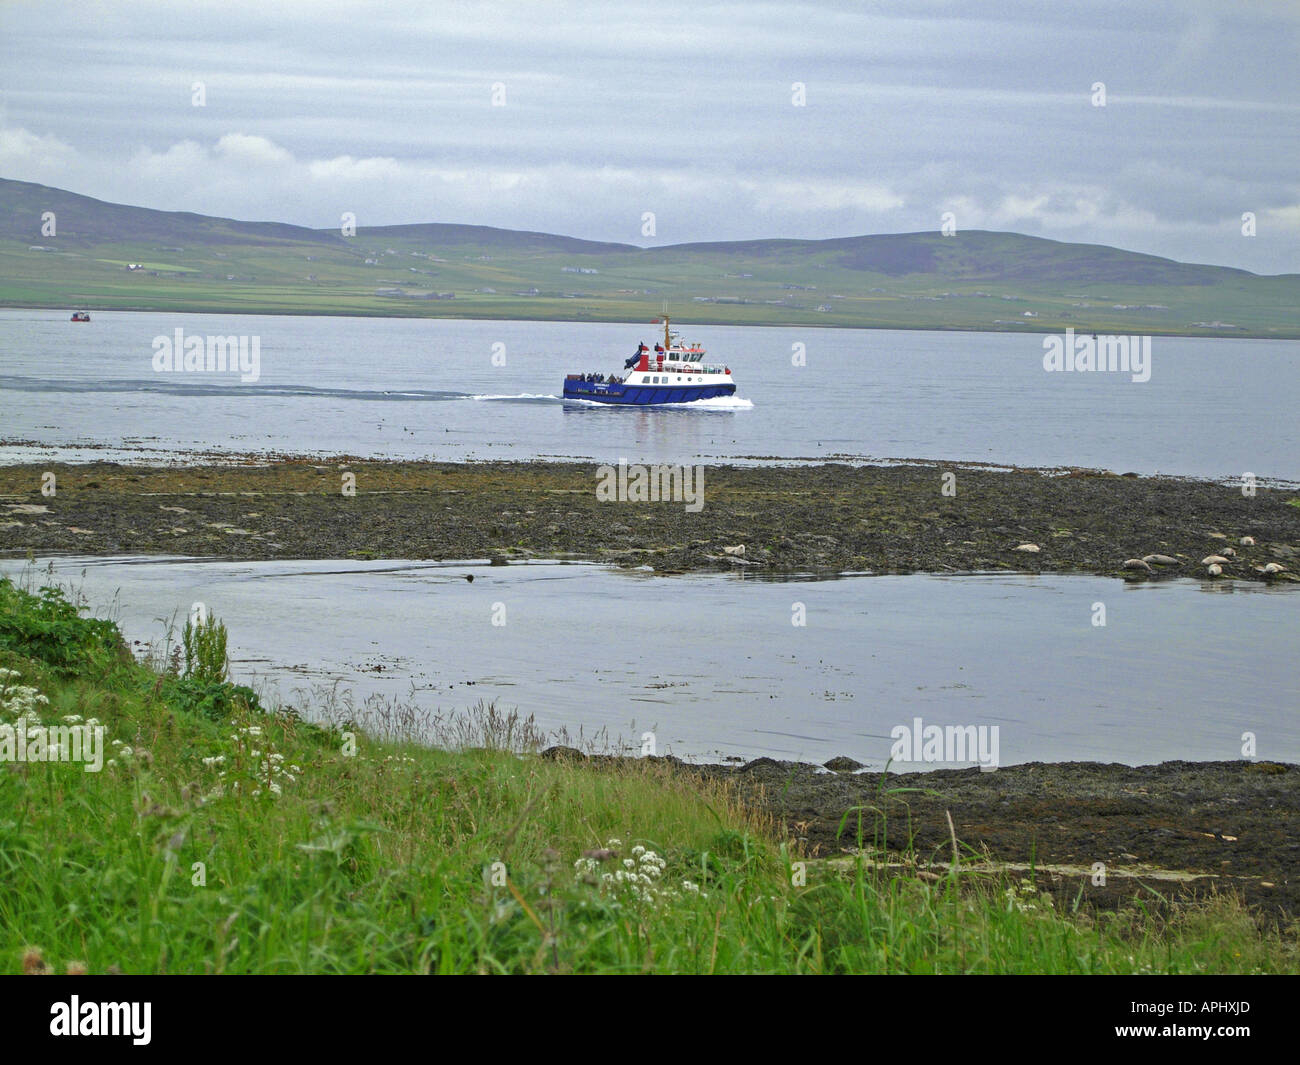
[0,573,1295,975]
[2,458,1298,581]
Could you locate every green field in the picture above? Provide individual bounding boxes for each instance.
[93,258,199,273]
[4,177,1298,337]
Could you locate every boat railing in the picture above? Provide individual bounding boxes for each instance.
[652,363,728,374]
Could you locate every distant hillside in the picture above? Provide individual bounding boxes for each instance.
[1,177,1296,337]
[659,231,1256,286]
[352,222,634,255]
[0,177,336,247]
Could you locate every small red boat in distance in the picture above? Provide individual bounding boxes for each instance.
[70,311,91,322]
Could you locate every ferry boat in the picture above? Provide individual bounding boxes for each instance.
[563,315,736,405]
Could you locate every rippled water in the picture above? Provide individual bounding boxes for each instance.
[5,555,1296,768]
[2,309,1296,479]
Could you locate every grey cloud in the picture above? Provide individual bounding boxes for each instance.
[0,0,1295,271]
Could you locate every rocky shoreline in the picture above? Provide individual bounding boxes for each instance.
[717,756,1300,922]
[2,458,1298,580]
[548,750,1300,922]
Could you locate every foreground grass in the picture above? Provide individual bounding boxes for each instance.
[0,576,1293,974]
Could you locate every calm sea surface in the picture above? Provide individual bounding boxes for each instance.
[2,309,1296,480]
[3,556,1295,768]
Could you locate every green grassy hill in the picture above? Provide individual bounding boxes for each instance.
[3,177,1297,337]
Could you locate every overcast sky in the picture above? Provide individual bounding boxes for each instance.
[1,0,1297,272]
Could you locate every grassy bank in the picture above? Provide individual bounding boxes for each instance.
[0,575,1293,974]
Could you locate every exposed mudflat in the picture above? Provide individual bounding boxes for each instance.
[686,756,1300,921]
[538,751,1300,921]
[2,459,1298,581]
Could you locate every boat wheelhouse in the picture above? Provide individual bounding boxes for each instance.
[563,315,737,405]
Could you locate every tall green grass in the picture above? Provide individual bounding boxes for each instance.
[0,575,1293,974]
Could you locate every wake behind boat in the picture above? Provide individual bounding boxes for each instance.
[563,315,737,405]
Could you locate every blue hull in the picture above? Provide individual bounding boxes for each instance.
[563,381,736,405]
